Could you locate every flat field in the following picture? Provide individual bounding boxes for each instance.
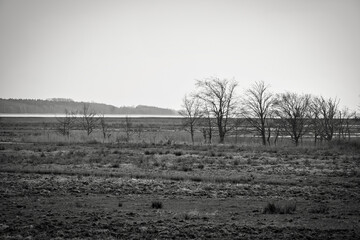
[0,117,360,239]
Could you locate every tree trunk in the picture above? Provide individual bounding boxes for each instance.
[267,126,271,146]
[219,134,225,144]
[294,138,299,146]
[190,126,194,145]
[261,130,266,145]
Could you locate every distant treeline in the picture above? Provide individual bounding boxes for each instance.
[0,98,178,115]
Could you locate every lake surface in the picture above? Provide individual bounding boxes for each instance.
[0,114,182,118]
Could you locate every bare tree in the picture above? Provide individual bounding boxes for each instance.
[195,77,239,144]
[99,114,111,143]
[243,81,274,145]
[274,92,312,146]
[179,94,203,144]
[200,105,213,144]
[134,124,144,141]
[232,118,244,144]
[124,116,133,142]
[56,109,76,140]
[338,107,355,141]
[317,97,339,141]
[79,103,98,136]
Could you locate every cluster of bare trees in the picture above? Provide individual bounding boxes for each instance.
[56,103,111,142]
[179,77,239,144]
[56,104,144,143]
[181,77,357,146]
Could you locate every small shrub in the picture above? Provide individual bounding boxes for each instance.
[75,201,83,208]
[263,201,296,214]
[190,176,202,182]
[151,201,163,209]
[225,155,233,159]
[112,163,120,168]
[233,159,240,166]
[14,146,21,151]
[309,204,329,214]
[180,165,192,172]
[183,210,200,220]
[118,202,123,207]
[144,150,155,155]
[75,151,86,157]
[205,158,215,164]
[304,159,311,166]
[113,150,121,154]
[40,152,46,158]
[174,151,183,156]
[87,139,99,145]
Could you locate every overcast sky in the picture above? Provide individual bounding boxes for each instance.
[0,0,359,110]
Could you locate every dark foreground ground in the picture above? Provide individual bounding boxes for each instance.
[1,140,360,239]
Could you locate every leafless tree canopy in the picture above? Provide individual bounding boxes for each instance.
[124,116,133,142]
[195,77,239,143]
[243,81,274,145]
[99,114,111,142]
[274,92,312,146]
[79,103,98,136]
[179,94,203,144]
[56,109,76,140]
[312,97,339,141]
[337,107,355,141]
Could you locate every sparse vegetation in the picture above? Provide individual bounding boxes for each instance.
[0,116,359,239]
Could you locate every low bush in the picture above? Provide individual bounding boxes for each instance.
[87,139,100,145]
[197,164,204,169]
[174,151,183,156]
[183,210,200,220]
[309,204,329,214]
[144,150,155,155]
[180,165,192,172]
[111,163,120,168]
[263,201,296,214]
[151,201,163,209]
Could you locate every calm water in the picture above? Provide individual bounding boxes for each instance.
[0,114,181,118]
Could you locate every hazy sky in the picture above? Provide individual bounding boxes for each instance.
[0,0,359,110]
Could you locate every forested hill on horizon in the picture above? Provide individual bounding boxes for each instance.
[0,98,179,115]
